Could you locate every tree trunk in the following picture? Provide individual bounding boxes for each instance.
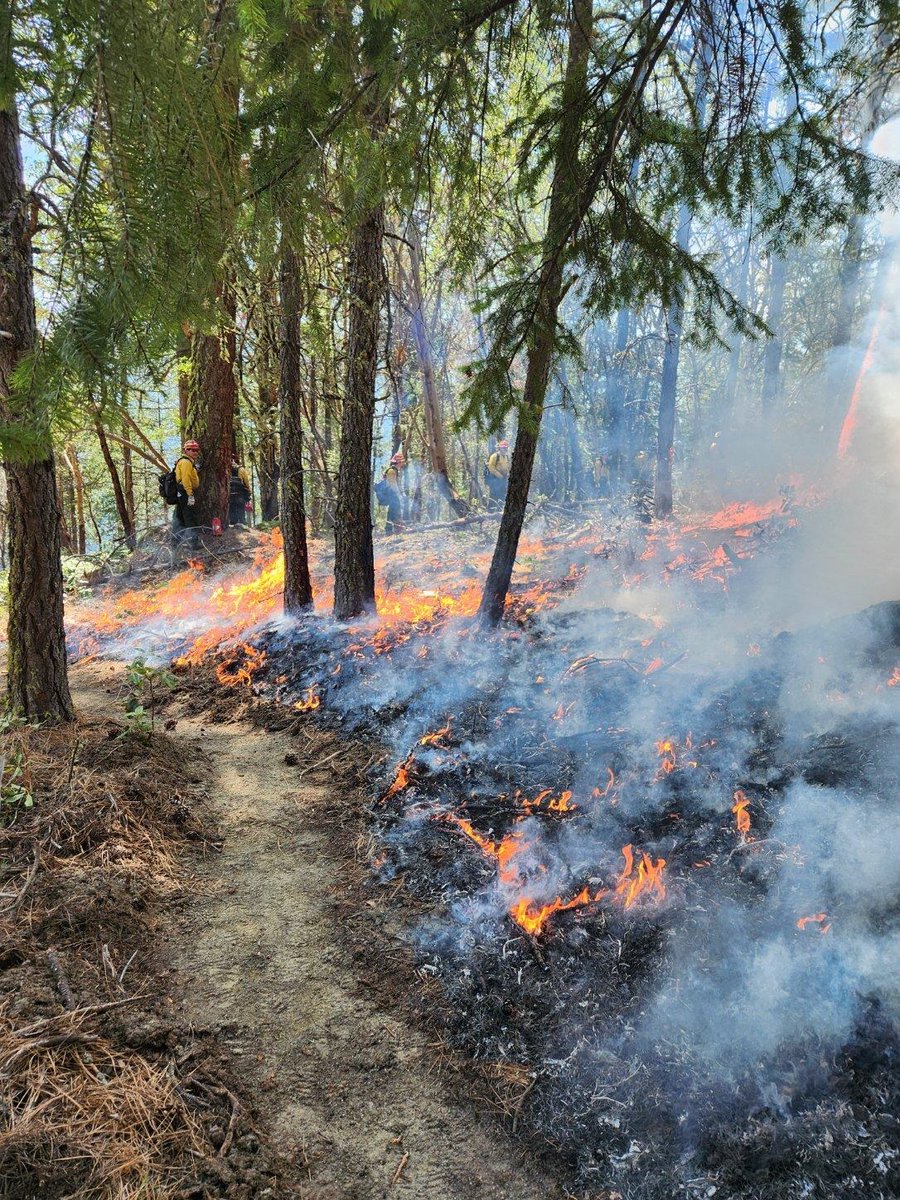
[0,51,73,721]
[63,445,86,554]
[256,378,280,521]
[761,254,787,413]
[405,223,468,516]
[606,306,631,490]
[279,244,313,612]
[333,198,384,619]
[188,282,237,529]
[177,328,192,429]
[654,37,710,518]
[479,0,593,624]
[94,418,136,549]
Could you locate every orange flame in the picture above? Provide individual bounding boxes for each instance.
[215,644,267,688]
[510,887,606,937]
[382,756,413,802]
[887,665,900,688]
[732,789,751,836]
[796,912,831,934]
[294,685,321,712]
[613,844,667,909]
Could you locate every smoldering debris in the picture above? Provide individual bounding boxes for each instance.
[68,495,900,1198]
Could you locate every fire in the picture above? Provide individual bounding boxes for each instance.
[215,644,267,688]
[294,685,321,712]
[521,788,576,813]
[796,912,831,934]
[732,789,751,835]
[382,756,413,802]
[510,887,606,937]
[655,739,677,776]
[447,816,527,886]
[887,666,900,687]
[592,768,618,803]
[420,719,452,747]
[613,844,667,909]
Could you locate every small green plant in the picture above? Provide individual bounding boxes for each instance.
[122,657,177,739]
[0,751,34,822]
[0,713,34,824]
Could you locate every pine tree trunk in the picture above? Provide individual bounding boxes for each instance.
[279,244,313,612]
[256,378,280,521]
[654,288,686,518]
[479,0,593,624]
[405,224,468,516]
[333,199,384,619]
[63,445,87,554]
[95,419,136,549]
[188,283,237,529]
[761,255,787,413]
[607,306,631,490]
[0,63,73,722]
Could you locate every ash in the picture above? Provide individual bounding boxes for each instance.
[74,497,900,1198]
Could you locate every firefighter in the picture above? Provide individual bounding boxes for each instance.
[630,449,653,524]
[382,451,407,534]
[592,453,611,498]
[484,439,510,507]
[172,440,201,550]
[228,460,252,526]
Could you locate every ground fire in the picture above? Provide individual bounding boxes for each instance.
[63,478,899,1198]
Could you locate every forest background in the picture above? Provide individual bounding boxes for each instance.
[1,0,899,720]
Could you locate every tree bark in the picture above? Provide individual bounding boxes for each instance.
[333,199,384,619]
[760,254,787,413]
[279,243,313,612]
[94,417,136,549]
[0,40,73,722]
[478,0,593,624]
[62,445,86,554]
[187,282,237,529]
[404,223,468,516]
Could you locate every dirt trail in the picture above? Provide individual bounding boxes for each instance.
[71,661,558,1200]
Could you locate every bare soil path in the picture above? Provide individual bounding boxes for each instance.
[71,660,559,1200]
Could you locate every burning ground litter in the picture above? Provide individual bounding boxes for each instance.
[64,492,900,1198]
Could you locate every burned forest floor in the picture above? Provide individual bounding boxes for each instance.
[0,656,562,1200]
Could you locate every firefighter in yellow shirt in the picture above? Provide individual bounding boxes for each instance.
[172,440,201,550]
[484,439,510,507]
[382,451,407,534]
[228,460,252,526]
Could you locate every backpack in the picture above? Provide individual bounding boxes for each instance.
[230,466,250,504]
[374,477,393,506]
[158,457,187,505]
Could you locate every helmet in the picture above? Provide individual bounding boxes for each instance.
[390,452,406,466]
[498,439,510,450]
[184,440,200,453]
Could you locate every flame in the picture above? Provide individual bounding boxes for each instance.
[382,756,413,802]
[613,844,667,909]
[294,685,321,712]
[420,719,452,747]
[887,666,900,688]
[447,815,527,886]
[215,644,267,688]
[521,788,576,813]
[510,887,606,937]
[796,912,831,934]
[592,768,618,803]
[732,789,751,836]
[657,739,676,777]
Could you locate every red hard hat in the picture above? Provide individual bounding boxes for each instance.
[184,439,200,452]
[498,439,510,450]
